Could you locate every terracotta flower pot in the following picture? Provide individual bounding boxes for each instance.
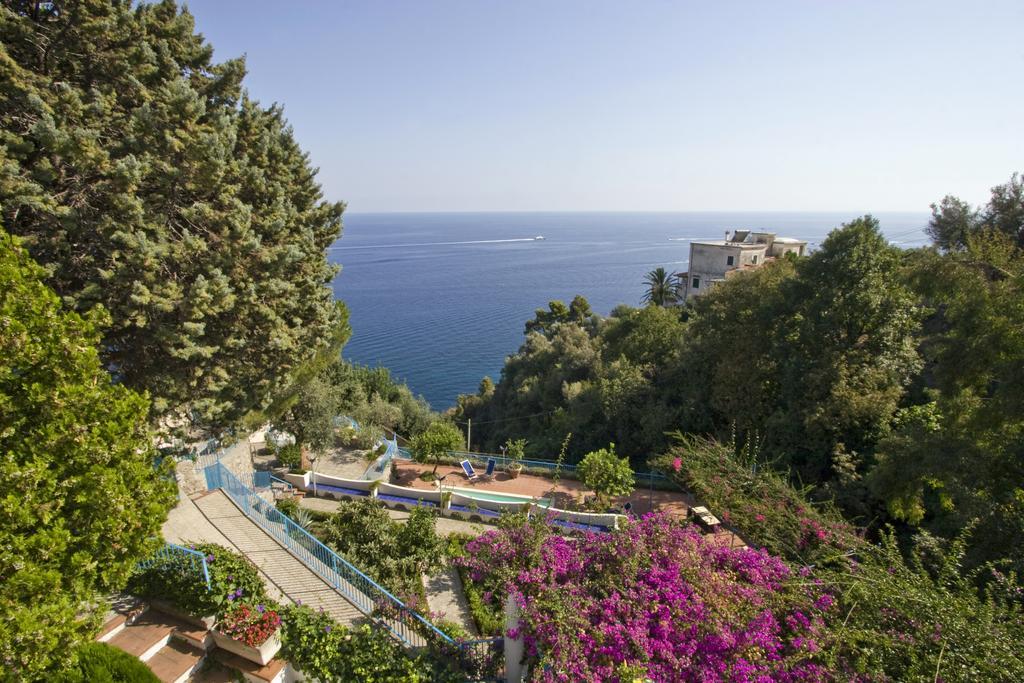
[508,463,523,479]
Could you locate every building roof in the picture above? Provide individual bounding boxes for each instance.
[691,240,767,249]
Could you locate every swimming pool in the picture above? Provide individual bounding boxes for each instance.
[448,486,552,508]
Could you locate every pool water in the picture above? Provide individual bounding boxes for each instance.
[448,486,552,508]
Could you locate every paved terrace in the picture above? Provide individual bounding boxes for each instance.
[392,460,693,516]
[392,461,746,548]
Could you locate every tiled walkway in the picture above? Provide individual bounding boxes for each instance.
[424,567,478,636]
[191,490,363,628]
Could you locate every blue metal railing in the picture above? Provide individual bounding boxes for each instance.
[270,474,293,491]
[138,543,212,591]
[362,436,399,480]
[203,462,454,649]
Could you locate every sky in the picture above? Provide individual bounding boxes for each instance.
[185,1,1023,213]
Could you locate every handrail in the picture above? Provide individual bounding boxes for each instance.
[269,474,293,490]
[362,436,399,479]
[138,542,212,591]
[204,462,454,648]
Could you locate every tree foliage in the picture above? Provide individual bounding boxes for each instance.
[870,230,1024,576]
[278,375,339,455]
[410,420,464,474]
[0,228,175,679]
[576,444,634,504]
[0,0,348,431]
[927,173,1024,250]
[523,295,596,337]
[317,499,444,598]
[640,266,682,306]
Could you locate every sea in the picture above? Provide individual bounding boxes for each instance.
[329,212,930,410]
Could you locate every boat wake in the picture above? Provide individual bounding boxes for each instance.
[328,237,539,251]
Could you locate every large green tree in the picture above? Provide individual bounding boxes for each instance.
[0,0,347,431]
[769,217,921,487]
[927,173,1024,250]
[0,228,176,679]
[410,420,464,474]
[870,231,1024,575]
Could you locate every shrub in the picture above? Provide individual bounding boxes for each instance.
[434,619,472,641]
[54,642,160,683]
[655,435,1024,681]
[276,498,300,520]
[577,443,634,507]
[458,513,830,682]
[128,543,267,618]
[276,443,303,469]
[279,605,461,682]
[505,438,527,467]
[317,500,443,597]
[350,424,385,450]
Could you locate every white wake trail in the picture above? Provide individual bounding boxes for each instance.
[328,237,539,251]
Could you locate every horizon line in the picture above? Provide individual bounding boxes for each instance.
[342,208,930,215]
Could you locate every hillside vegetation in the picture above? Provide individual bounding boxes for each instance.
[454,177,1024,588]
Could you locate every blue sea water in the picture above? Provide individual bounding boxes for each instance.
[329,212,930,410]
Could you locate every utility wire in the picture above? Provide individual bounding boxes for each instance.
[452,409,559,427]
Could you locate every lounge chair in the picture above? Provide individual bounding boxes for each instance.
[483,458,496,480]
[460,459,478,480]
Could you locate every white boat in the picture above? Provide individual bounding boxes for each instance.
[534,235,545,240]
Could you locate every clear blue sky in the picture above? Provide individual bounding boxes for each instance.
[186,0,1022,212]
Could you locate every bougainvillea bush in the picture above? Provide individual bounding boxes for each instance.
[458,513,833,682]
[658,433,860,566]
[655,436,1024,681]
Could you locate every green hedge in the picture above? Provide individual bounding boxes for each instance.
[445,534,503,636]
[127,543,268,618]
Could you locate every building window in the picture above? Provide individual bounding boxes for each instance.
[752,255,758,264]
[726,255,734,266]
[692,277,700,289]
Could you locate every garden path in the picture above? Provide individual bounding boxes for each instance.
[424,566,478,636]
[191,489,364,628]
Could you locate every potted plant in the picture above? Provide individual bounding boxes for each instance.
[505,438,526,479]
[212,601,283,665]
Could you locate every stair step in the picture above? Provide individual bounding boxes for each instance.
[96,613,127,642]
[213,650,287,683]
[106,614,176,660]
[173,621,214,651]
[146,639,205,683]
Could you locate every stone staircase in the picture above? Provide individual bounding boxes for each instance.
[97,605,286,683]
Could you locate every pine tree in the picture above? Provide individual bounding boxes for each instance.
[0,0,349,431]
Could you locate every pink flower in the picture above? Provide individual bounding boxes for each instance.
[671,457,682,472]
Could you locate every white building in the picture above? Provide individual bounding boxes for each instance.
[680,230,807,301]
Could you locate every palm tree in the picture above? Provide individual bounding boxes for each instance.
[641,267,681,306]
